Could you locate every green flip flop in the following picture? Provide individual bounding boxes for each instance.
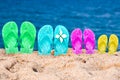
[2,21,18,54]
[20,21,36,53]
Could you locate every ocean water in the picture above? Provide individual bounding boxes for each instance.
[0,0,120,51]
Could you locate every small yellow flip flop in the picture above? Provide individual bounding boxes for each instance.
[108,34,119,54]
[98,35,108,53]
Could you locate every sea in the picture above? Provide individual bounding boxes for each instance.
[0,0,120,51]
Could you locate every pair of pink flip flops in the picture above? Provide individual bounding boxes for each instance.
[71,28,95,54]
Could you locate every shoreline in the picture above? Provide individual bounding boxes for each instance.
[0,48,119,56]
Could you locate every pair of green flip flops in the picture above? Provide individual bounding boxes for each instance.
[2,21,36,54]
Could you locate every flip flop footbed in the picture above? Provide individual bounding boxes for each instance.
[20,21,36,53]
[83,29,95,54]
[84,37,95,52]
[54,25,69,56]
[98,35,108,53]
[2,21,18,54]
[108,34,119,54]
[38,25,53,55]
[71,28,82,54]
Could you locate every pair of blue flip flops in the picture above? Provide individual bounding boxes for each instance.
[38,25,69,56]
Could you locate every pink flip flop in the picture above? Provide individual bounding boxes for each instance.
[71,28,82,54]
[83,29,95,54]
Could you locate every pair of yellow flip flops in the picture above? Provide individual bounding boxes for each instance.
[98,34,119,54]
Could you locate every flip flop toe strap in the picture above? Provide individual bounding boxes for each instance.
[54,39,68,56]
[4,32,18,48]
[38,36,52,54]
[84,37,95,54]
[109,42,117,53]
[72,37,82,54]
[20,32,35,53]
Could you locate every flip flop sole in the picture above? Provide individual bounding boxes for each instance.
[98,35,108,53]
[71,28,82,54]
[2,21,18,54]
[108,34,119,54]
[20,21,36,53]
[83,29,95,54]
[38,25,53,55]
[54,25,69,56]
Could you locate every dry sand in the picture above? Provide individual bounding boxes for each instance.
[0,48,120,80]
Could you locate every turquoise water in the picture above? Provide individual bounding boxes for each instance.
[0,0,120,50]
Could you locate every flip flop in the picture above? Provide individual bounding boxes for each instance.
[83,29,95,54]
[2,21,18,54]
[71,28,82,54]
[98,35,108,53]
[108,34,119,54]
[20,21,36,53]
[54,25,69,56]
[38,25,53,55]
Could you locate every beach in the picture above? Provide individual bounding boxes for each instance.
[0,48,120,80]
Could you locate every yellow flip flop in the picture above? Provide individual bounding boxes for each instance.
[98,35,108,53]
[108,34,119,54]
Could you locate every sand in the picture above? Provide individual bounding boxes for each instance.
[0,48,120,80]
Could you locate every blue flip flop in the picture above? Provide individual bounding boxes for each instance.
[54,25,69,56]
[38,25,53,55]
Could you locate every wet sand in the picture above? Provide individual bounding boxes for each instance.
[0,48,120,80]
